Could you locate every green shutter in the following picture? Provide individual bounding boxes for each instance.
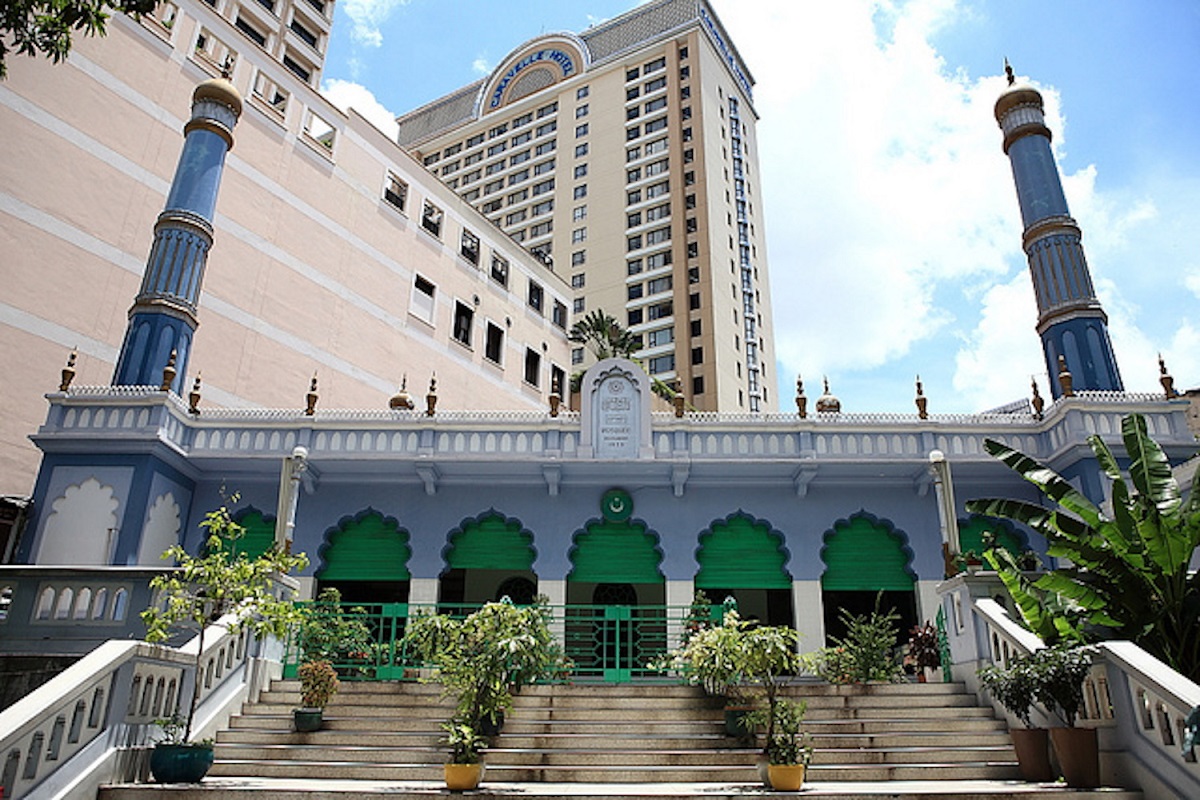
[445,511,535,570]
[695,513,791,589]
[568,518,663,584]
[229,508,275,560]
[957,515,1026,556]
[316,510,411,581]
[820,512,915,591]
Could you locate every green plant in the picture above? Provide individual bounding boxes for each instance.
[299,587,373,667]
[967,413,1200,680]
[402,597,569,734]
[745,697,812,765]
[977,655,1040,728]
[814,596,904,684]
[442,720,488,765]
[298,659,339,709]
[151,714,213,748]
[141,500,308,743]
[1028,644,1095,728]
[0,0,158,79]
[568,309,640,360]
[904,621,941,673]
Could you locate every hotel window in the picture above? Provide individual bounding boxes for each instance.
[506,209,527,226]
[423,154,440,166]
[627,258,643,275]
[552,301,567,329]
[576,86,589,100]
[536,121,557,136]
[507,189,528,205]
[513,112,532,127]
[627,212,642,228]
[573,164,587,179]
[646,203,670,222]
[690,319,701,337]
[464,151,482,165]
[303,109,335,150]
[572,347,584,365]
[289,18,318,49]
[532,199,553,216]
[252,71,289,114]
[460,229,480,264]
[646,251,672,269]
[551,364,566,394]
[462,169,481,185]
[572,227,586,243]
[686,217,697,232]
[488,123,508,138]
[682,126,693,142]
[648,275,672,294]
[685,193,696,209]
[572,205,587,221]
[283,52,312,83]
[575,104,589,118]
[681,106,692,120]
[646,159,668,177]
[421,202,443,237]
[626,146,641,162]
[512,131,532,146]
[444,143,462,157]
[571,272,586,288]
[573,297,585,313]
[383,174,407,211]
[647,301,673,320]
[462,188,479,202]
[644,56,666,73]
[627,234,642,252]
[626,66,640,81]
[687,242,699,258]
[680,65,690,79]
[482,199,502,213]
[692,376,703,394]
[485,322,504,364]
[533,179,555,196]
[679,45,688,59]
[647,327,673,347]
[644,76,666,92]
[627,309,643,326]
[488,141,507,157]
[688,266,700,283]
[683,148,694,164]
[535,139,556,156]
[689,293,700,310]
[644,117,668,134]
[533,159,555,175]
[627,106,641,121]
[644,97,667,114]
[680,86,691,100]
[626,86,640,101]
[235,15,267,47]
[627,168,641,183]
[507,169,529,186]
[627,283,643,300]
[684,170,696,186]
[648,354,675,374]
[452,301,474,346]
[646,137,668,155]
[527,280,544,313]
[647,181,669,198]
[485,161,505,176]
[536,101,558,117]
[573,184,587,199]
[440,160,460,176]
[575,143,588,158]
[484,179,503,195]
[510,149,531,165]
[530,220,552,237]
[626,189,641,205]
[575,123,589,137]
[524,348,541,387]
[467,133,485,147]
[490,254,509,287]
[410,275,435,323]
[627,125,641,141]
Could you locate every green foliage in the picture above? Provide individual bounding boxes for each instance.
[442,721,488,765]
[1,0,157,79]
[141,501,308,742]
[568,309,640,360]
[402,598,569,735]
[297,659,339,709]
[977,644,1095,729]
[813,597,904,684]
[977,656,1040,728]
[151,714,213,748]
[967,413,1200,680]
[299,588,373,666]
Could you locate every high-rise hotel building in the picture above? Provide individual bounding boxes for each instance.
[395,0,776,412]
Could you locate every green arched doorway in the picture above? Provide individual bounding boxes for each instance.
[820,511,917,645]
[957,514,1027,558]
[566,489,664,680]
[695,511,793,627]
[439,510,537,607]
[315,509,411,604]
[208,507,275,560]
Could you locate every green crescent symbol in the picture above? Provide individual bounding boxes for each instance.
[601,488,632,522]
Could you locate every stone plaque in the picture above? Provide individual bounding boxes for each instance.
[596,373,638,458]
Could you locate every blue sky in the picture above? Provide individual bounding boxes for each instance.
[321,0,1200,413]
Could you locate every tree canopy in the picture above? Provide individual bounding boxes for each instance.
[2,0,156,79]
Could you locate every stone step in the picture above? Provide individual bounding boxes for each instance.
[214,743,446,765]
[800,717,1007,733]
[218,729,448,747]
[502,719,727,735]
[255,689,456,707]
[806,762,1022,782]
[505,707,727,722]
[484,749,759,767]
[228,714,451,732]
[242,702,454,719]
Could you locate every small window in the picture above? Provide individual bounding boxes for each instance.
[576,86,589,99]
[627,86,641,101]
[453,301,474,346]
[689,293,700,310]
[528,280,544,313]
[536,121,557,137]
[644,56,666,73]
[692,376,704,394]
[572,228,586,243]
[530,220,552,237]
[626,66,640,81]
[485,322,504,363]
[421,201,442,237]
[573,185,587,200]
[252,71,289,114]
[648,354,675,374]
[628,283,644,300]
[491,254,509,287]
[574,163,588,179]
[627,189,642,205]
[648,275,672,294]
[686,217,697,232]
[411,275,436,323]
[383,174,407,211]
[573,297,585,313]
[489,122,509,139]
[571,272,586,287]
[551,364,566,395]
[573,205,587,221]
[645,117,668,134]
[289,18,318,48]
[513,112,532,128]
[688,266,700,283]
[691,346,703,365]
[687,242,699,258]
[460,229,479,264]
[283,52,311,83]
[647,251,671,269]
[627,212,642,228]
[627,234,642,252]
[575,104,589,118]
[303,109,335,150]
[644,96,667,114]
[532,199,553,216]
[524,348,541,387]
[627,259,643,275]
[679,45,689,59]
[627,308,643,326]
[467,133,485,147]
[553,301,567,329]
[533,179,555,196]
[648,301,674,320]
[512,131,532,146]
[575,123,589,137]
[575,143,589,158]
[572,347,584,365]
[536,101,558,118]
[235,16,267,47]
[535,139,556,156]
[690,319,701,337]
[648,327,674,347]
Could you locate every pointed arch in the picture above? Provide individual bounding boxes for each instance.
[695,511,791,589]
[442,510,535,571]
[205,507,275,561]
[820,510,915,591]
[316,509,411,581]
[567,515,663,584]
[957,514,1027,557]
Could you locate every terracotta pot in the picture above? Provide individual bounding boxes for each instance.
[766,763,805,791]
[1010,727,1053,782]
[1050,727,1099,788]
[444,762,484,791]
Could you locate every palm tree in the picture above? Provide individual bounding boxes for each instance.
[568,310,640,360]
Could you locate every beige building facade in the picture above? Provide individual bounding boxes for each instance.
[0,0,571,497]
[396,0,777,414]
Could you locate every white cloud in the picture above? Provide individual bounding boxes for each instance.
[1186,270,1200,300]
[321,79,399,140]
[472,57,491,76]
[342,0,409,48]
[952,273,1044,408]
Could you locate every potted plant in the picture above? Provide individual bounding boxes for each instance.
[402,596,569,788]
[298,587,374,674]
[812,595,904,685]
[904,621,941,682]
[294,659,339,732]
[442,719,488,790]
[148,714,214,784]
[1031,644,1099,788]
[751,698,813,791]
[141,501,308,783]
[977,652,1054,782]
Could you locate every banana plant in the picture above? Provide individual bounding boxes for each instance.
[967,414,1200,680]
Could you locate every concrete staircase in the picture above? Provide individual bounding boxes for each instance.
[97,677,1142,798]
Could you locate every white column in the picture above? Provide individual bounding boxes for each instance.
[408,578,439,606]
[666,579,695,648]
[540,579,567,647]
[792,580,825,654]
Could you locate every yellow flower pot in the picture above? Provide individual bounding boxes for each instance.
[444,762,484,791]
[767,763,806,791]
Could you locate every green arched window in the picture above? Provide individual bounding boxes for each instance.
[957,515,1027,556]
[444,511,535,571]
[695,512,791,589]
[316,509,411,581]
[568,518,663,584]
[820,511,915,591]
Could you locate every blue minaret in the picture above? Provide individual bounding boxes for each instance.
[995,63,1122,397]
[112,73,242,391]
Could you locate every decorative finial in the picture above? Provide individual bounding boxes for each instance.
[915,375,928,420]
[1004,58,1015,86]
[188,374,202,415]
[305,373,319,416]
[1057,355,1074,397]
[672,392,686,418]
[816,376,841,414]
[795,375,807,419]
[1031,377,1044,420]
[426,374,438,417]
[220,56,234,80]
[160,350,177,392]
[389,374,414,410]
[549,375,562,417]
[59,348,77,392]
[1159,353,1178,399]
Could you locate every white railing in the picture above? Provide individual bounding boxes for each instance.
[944,580,1200,797]
[0,617,270,800]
